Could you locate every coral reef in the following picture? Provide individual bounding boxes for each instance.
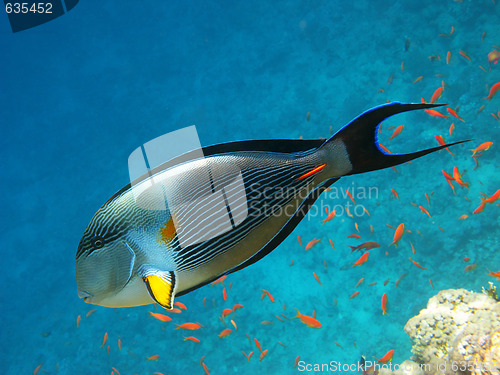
[379,288,500,375]
[405,288,499,374]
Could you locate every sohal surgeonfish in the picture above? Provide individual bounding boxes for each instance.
[75,103,466,309]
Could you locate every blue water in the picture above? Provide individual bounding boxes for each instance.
[1,1,499,374]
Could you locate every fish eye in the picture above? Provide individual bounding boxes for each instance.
[91,236,104,249]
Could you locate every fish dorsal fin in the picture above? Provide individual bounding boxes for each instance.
[141,268,176,309]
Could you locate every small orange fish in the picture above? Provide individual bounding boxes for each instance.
[222,308,233,318]
[446,51,451,64]
[390,223,405,247]
[347,234,361,239]
[232,303,244,311]
[313,272,322,285]
[305,238,321,250]
[33,364,43,375]
[218,328,232,338]
[355,278,365,288]
[429,279,435,289]
[430,86,444,103]
[101,332,108,348]
[254,338,263,353]
[201,362,210,375]
[294,356,301,368]
[485,82,500,100]
[149,312,172,322]
[174,301,187,310]
[222,287,227,301]
[409,257,427,270]
[449,122,455,136]
[473,201,486,214]
[470,141,493,156]
[346,190,356,205]
[425,109,448,118]
[349,291,360,299]
[329,239,335,249]
[261,289,275,303]
[86,309,97,318]
[148,354,160,361]
[118,338,122,350]
[395,273,407,288]
[459,214,468,220]
[447,108,464,122]
[352,252,370,267]
[381,293,388,315]
[377,349,395,363]
[112,367,120,375]
[464,257,470,262]
[230,319,237,330]
[76,315,81,328]
[453,166,469,188]
[389,125,404,141]
[419,206,432,218]
[413,76,423,84]
[487,270,500,280]
[175,322,202,330]
[297,235,303,247]
[459,49,471,62]
[294,309,322,328]
[391,188,399,199]
[184,336,200,343]
[484,189,500,204]
[435,135,454,155]
[321,209,337,224]
[260,349,268,361]
[464,264,477,272]
[211,275,227,286]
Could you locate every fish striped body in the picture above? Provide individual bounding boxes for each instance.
[75,103,467,309]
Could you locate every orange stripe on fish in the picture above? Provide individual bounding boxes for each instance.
[254,338,264,352]
[297,164,327,180]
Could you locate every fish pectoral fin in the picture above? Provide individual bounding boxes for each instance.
[142,270,176,310]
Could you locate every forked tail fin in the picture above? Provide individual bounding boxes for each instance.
[325,102,469,175]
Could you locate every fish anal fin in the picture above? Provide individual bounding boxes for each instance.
[142,270,176,309]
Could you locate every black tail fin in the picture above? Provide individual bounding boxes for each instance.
[327,102,469,175]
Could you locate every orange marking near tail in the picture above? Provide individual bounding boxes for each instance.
[297,164,327,180]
